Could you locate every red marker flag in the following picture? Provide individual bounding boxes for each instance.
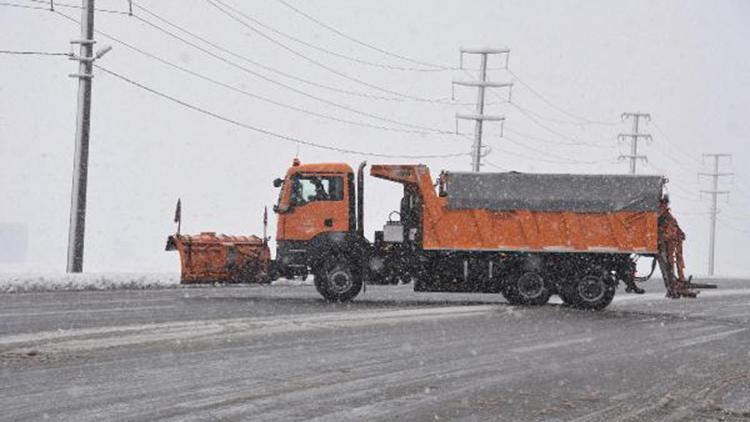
[174,198,182,223]
[263,206,268,242]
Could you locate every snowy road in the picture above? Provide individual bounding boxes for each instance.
[1,278,749,421]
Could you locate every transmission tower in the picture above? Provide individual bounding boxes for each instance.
[699,153,733,276]
[452,48,512,172]
[618,112,652,174]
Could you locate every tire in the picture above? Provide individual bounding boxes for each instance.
[314,256,362,302]
[567,273,616,310]
[558,287,579,306]
[502,271,551,306]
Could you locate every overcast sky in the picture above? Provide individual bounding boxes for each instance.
[1,0,749,276]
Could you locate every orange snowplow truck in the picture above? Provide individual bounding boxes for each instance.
[168,159,696,310]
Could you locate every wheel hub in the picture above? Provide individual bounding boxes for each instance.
[328,270,353,294]
[577,275,606,302]
[517,272,545,299]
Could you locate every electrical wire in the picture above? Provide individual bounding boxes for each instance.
[131,2,426,104]
[52,11,464,137]
[13,1,668,168]
[275,0,455,71]
[507,68,619,126]
[483,160,507,171]
[93,64,469,159]
[503,126,613,149]
[509,97,615,127]
[21,0,130,14]
[508,99,614,148]
[206,0,459,105]
[198,0,449,73]
[0,1,58,11]
[131,2,478,107]
[717,216,750,234]
[113,10,459,134]
[0,49,69,56]
[499,135,611,165]
[650,120,704,166]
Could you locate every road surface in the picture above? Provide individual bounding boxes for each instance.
[1,277,749,421]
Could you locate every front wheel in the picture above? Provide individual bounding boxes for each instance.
[314,256,362,302]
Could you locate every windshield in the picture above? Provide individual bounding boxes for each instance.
[275,178,285,209]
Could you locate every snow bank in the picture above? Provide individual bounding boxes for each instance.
[0,273,180,293]
[271,277,314,287]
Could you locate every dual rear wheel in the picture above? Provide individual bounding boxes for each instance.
[502,269,616,311]
[559,272,616,310]
[502,271,552,306]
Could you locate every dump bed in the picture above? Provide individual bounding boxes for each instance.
[371,165,663,255]
[444,172,664,213]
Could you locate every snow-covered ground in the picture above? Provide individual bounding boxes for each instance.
[0,273,180,293]
[0,273,315,293]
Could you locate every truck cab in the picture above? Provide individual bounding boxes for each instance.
[273,159,364,288]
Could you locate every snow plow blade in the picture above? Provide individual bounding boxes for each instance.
[166,232,271,284]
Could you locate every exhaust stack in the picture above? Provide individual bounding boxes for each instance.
[357,161,366,237]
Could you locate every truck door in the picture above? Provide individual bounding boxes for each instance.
[281,173,350,241]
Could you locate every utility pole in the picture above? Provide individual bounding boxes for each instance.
[618,112,652,174]
[699,153,733,276]
[453,48,512,172]
[66,0,112,272]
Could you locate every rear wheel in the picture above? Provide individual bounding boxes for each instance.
[558,287,579,306]
[566,272,616,310]
[502,271,551,306]
[314,256,362,302]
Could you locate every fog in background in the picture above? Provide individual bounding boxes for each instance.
[1,0,749,276]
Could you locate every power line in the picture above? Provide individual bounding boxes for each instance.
[500,135,609,165]
[21,0,130,14]
[650,120,703,166]
[198,0,447,73]
[503,126,612,149]
[506,68,618,126]
[13,2,664,169]
[507,98,613,148]
[93,64,469,160]
[53,11,462,137]
[131,2,433,104]
[206,0,458,105]
[508,97,612,127]
[0,49,69,56]
[116,9,458,134]
[483,159,507,171]
[130,2,480,107]
[0,1,50,11]
[717,216,750,235]
[275,0,455,71]
[11,5,606,168]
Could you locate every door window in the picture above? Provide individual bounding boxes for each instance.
[291,175,344,206]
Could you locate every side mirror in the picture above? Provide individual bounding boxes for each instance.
[273,178,284,188]
[273,204,293,214]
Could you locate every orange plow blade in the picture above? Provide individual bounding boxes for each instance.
[166,232,271,284]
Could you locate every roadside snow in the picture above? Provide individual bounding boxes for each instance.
[0,273,315,293]
[271,277,314,287]
[0,273,180,293]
